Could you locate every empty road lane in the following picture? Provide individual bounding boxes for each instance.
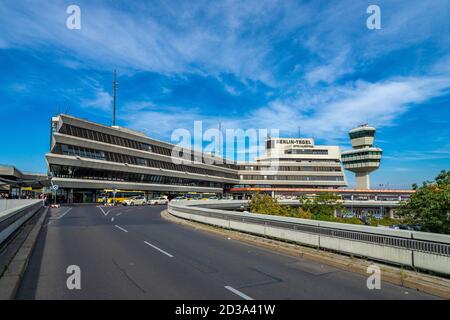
[17,205,437,299]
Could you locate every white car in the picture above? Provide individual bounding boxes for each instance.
[148,197,169,205]
[122,196,147,206]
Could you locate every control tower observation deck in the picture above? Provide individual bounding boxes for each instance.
[341,125,382,189]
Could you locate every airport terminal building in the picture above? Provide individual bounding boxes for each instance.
[46,115,349,202]
[234,138,347,190]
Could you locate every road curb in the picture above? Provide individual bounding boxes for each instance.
[0,206,48,300]
[162,210,450,299]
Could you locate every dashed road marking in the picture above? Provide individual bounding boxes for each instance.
[144,241,174,258]
[47,207,73,226]
[224,286,254,300]
[114,225,129,233]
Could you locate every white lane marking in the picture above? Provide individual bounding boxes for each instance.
[114,225,128,233]
[144,241,174,258]
[106,207,126,216]
[56,207,73,219]
[111,217,115,222]
[47,207,73,226]
[224,286,254,300]
[97,206,107,216]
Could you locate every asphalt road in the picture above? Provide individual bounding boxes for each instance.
[16,205,437,300]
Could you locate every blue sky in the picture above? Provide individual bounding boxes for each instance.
[0,0,449,188]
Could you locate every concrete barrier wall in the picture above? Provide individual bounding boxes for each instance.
[265,226,320,247]
[0,199,42,213]
[413,252,450,275]
[0,200,43,245]
[168,200,450,276]
[319,236,413,265]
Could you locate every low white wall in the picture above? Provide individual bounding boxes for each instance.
[0,200,43,244]
[413,252,450,275]
[0,199,42,213]
[319,236,413,265]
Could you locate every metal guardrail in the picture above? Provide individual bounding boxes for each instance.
[168,200,450,275]
[0,200,44,245]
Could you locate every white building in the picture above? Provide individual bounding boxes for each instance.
[234,137,347,189]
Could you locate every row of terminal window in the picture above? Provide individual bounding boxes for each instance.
[285,149,328,155]
[241,175,344,181]
[59,124,237,170]
[342,159,381,165]
[49,165,224,188]
[341,151,382,158]
[228,184,341,189]
[239,166,341,172]
[58,144,238,179]
[349,130,375,139]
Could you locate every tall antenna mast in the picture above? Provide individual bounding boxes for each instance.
[218,121,222,158]
[113,69,117,126]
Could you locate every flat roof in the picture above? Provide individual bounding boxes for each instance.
[0,165,48,187]
[229,187,414,194]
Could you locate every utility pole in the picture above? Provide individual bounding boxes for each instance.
[113,69,117,126]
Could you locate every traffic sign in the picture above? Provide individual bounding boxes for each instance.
[52,184,59,191]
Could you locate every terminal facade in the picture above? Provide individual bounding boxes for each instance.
[46,114,352,203]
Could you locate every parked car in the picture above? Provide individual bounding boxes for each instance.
[122,196,146,206]
[171,196,187,202]
[372,213,383,220]
[343,212,355,218]
[390,224,422,231]
[148,196,169,205]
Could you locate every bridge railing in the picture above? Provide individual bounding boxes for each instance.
[0,199,44,245]
[168,200,450,276]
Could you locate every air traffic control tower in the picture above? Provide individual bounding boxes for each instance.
[341,125,382,189]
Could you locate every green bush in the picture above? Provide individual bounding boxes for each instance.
[370,217,398,227]
[397,170,450,234]
[298,193,344,219]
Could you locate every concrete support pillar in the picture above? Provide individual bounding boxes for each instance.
[68,188,73,204]
[333,209,337,218]
[271,191,275,198]
[389,208,395,219]
[355,172,370,189]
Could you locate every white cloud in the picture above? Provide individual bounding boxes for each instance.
[121,74,450,152]
[82,89,113,111]
[305,51,351,85]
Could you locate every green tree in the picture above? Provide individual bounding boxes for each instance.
[299,193,344,218]
[249,193,282,215]
[397,170,450,234]
[249,193,313,218]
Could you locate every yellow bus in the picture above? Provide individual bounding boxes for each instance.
[97,190,145,204]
